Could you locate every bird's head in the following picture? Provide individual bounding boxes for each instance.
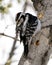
[15,12,25,26]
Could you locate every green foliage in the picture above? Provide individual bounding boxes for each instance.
[0,0,3,2]
[0,6,10,14]
[0,0,12,14]
[7,3,12,8]
[17,0,21,3]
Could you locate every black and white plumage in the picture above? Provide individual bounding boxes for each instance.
[15,12,41,56]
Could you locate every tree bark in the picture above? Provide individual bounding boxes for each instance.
[18,0,52,65]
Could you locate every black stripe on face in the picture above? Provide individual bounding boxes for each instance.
[16,12,25,25]
[15,12,21,21]
[21,15,25,21]
[17,15,25,27]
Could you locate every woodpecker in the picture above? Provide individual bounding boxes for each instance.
[15,12,41,57]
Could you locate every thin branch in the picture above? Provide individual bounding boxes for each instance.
[4,1,27,64]
[41,25,52,29]
[23,0,27,13]
[5,33,18,65]
[0,33,19,41]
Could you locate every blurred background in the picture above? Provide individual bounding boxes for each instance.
[0,0,52,65]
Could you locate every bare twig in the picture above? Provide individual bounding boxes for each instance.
[4,1,28,65]
[0,33,20,65]
[23,0,27,13]
[5,33,18,65]
[0,33,19,41]
[41,25,52,29]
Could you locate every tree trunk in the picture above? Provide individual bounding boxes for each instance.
[18,0,52,65]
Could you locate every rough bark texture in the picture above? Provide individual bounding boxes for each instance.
[18,0,52,65]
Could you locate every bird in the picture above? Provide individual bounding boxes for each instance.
[15,12,41,57]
